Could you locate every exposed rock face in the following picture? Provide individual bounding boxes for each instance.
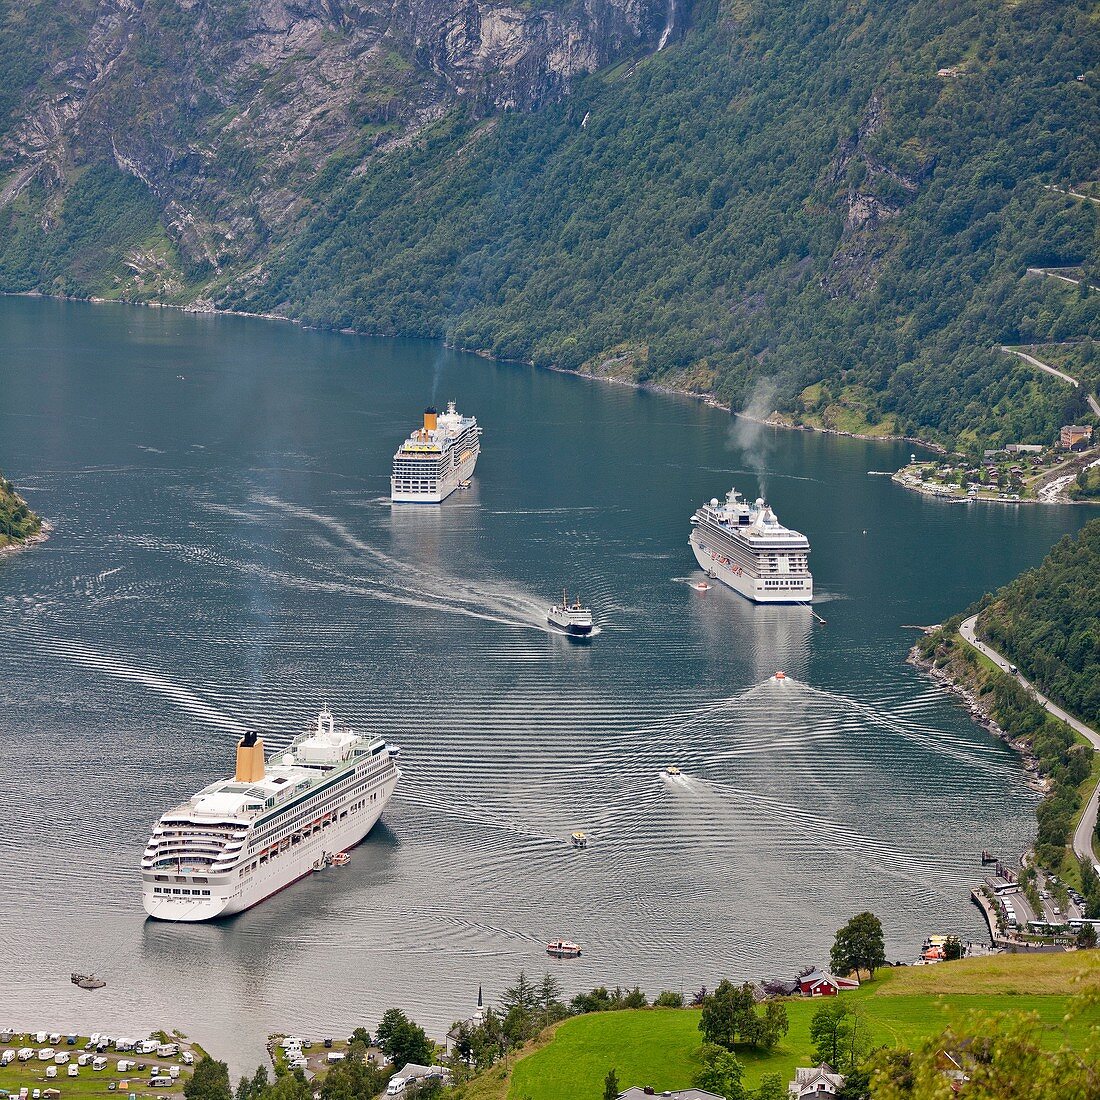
[821,92,931,298]
[1,0,663,277]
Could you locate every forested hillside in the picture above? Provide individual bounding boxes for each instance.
[1,0,1098,447]
[981,519,1100,730]
[226,0,1100,446]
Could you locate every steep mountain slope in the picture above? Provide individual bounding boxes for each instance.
[0,0,666,290]
[0,0,1097,447]
[226,0,1099,445]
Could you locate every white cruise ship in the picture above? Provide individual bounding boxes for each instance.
[391,401,481,503]
[689,488,812,603]
[142,707,400,922]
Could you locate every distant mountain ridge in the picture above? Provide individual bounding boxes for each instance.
[0,0,1097,447]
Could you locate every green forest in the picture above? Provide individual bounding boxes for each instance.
[0,473,42,549]
[1,0,1098,449]
[918,519,1100,880]
[980,519,1100,729]
[225,0,1100,448]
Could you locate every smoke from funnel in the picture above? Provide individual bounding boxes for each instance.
[430,344,447,403]
[729,377,779,500]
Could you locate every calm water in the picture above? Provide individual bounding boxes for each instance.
[0,297,1089,1068]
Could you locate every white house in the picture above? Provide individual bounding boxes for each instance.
[789,1064,846,1098]
[386,1063,450,1096]
[619,1090,725,1100]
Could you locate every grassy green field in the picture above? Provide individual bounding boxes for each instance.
[506,954,1100,1100]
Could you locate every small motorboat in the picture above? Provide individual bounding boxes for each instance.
[312,857,328,872]
[330,852,351,866]
[692,581,711,591]
[546,940,582,958]
[70,973,106,991]
[663,765,682,777]
[774,671,787,681]
[570,831,588,849]
[548,590,594,636]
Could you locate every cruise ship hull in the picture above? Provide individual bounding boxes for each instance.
[391,447,479,503]
[690,533,812,604]
[142,775,397,922]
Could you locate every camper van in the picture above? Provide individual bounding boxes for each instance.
[92,1057,108,1071]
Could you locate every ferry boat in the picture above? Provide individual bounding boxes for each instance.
[546,940,582,958]
[547,592,594,635]
[689,488,812,604]
[141,707,401,921]
[391,402,481,503]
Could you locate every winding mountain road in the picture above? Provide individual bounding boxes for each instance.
[999,345,1100,418]
[960,615,1100,874]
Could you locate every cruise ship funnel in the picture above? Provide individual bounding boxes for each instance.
[235,731,265,783]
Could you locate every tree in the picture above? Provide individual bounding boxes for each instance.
[621,985,647,1009]
[349,1027,371,1046]
[831,912,887,979]
[374,1008,432,1069]
[943,936,964,961]
[700,981,778,1050]
[752,1074,786,1100]
[603,1069,620,1100]
[757,1001,789,1050]
[1077,922,1097,949]
[834,1067,871,1100]
[186,1059,232,1100]
[655,990,685,1008]
[809,1001,850,1067]
[502,971,540,1016]
[809,1001,870,1072]
[694,1044,745,1100]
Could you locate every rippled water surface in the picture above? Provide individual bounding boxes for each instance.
[0,297,1089,1067]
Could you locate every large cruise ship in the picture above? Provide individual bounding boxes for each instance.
[391,401,481,503]
[689,488,813,603]
[142,707,400,922]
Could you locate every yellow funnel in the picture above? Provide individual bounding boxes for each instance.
[235,731,265,783]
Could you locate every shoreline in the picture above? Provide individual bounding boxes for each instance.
[0,519,50,559]
[7,290,954,453]
[906,637,1045,794]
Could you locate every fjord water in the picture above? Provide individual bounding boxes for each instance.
[0,297,1089,1064]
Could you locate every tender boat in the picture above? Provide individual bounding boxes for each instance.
[570,831,588,849]
[663,765,682,777]
[692,581,711,591]
[330,852,351,866]
[547,591,594,635]
[774,671,787,681]
[312,857,328,872]
[546,940,582,958]
[70,973,106,991]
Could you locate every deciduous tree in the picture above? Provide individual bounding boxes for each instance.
[830,912,887,979]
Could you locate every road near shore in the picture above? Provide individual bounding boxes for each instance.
[960,615,1100,873]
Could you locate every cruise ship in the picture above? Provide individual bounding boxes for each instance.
[391,401,481,503]
[141,707,400,922]
[689,488,812,603]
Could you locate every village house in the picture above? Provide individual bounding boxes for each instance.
[798,970,861,997]
[619,1089,724,1100]
[385,1063,451,1095]
[1060,424,1093,449]
[788,1064,847,1097]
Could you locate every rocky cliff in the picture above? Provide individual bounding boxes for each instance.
[0,0,665,283]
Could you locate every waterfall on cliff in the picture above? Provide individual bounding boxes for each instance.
[657,0,675,50]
